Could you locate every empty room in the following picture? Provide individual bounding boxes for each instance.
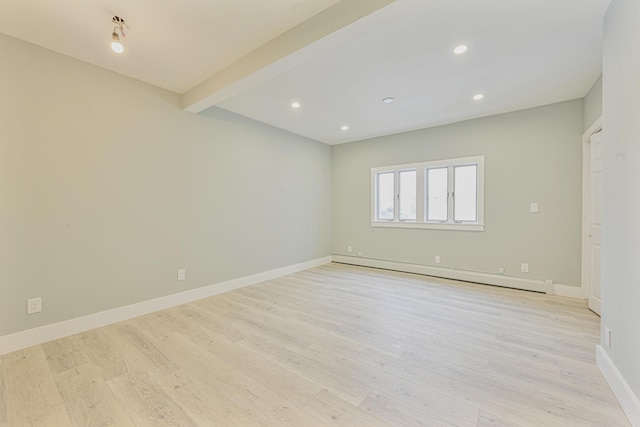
[1,0,639,426]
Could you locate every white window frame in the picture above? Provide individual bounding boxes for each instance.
[371,156,485,231]
[372,167,419,223]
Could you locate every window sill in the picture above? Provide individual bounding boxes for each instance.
[371,221,485,231]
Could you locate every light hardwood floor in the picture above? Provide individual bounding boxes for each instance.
[0,263,630,426]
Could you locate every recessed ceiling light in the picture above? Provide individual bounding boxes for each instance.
[291,102,301,109]
[454,45,468,55]
[382,97,394,104]
[341,125,349,131]
[473,94,484,101]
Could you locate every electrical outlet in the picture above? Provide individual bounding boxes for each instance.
[530,202,539,213]
[27,297,42,314]
[435,255,441,264]
[347,246,353,253]
[604,326,611,349]
[521,263,529,273]
[498,267,505,275]
[177,269,186,281]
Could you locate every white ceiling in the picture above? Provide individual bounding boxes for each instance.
[0,0,340,93]
[0,0,610,145]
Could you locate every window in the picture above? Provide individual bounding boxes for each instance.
[454,165,477,222]
[376,172,395,220]
[374,169,417,222]
[372,156,484,231]
[398,170,417,221]
[426,167,448,221]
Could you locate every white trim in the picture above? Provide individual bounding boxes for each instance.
[553,283,586,299]
[588,296,602,314]
[371,155,485,229]
[333,255,455,279]
[584,117,604,142]
[371,156,483,173]
[596,345,640,426]
[582,117,603,309]
[332,255,563,295]
[0,256,331,356]
[371,221,484,231]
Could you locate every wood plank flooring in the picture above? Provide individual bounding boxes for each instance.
[0,263,631,426]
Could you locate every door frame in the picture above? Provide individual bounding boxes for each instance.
[581,116,603,309]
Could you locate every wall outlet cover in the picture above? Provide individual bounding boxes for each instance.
[27,297,42,314]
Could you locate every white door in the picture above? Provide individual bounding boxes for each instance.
[588,131,603,315]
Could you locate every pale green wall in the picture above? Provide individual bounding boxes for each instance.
[584,74,603,130]
[332,100,584,286]
[602,0,640,403]
[0,33,332,337]
[0,25,607,345]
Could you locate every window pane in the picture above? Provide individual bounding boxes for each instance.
[398,170,416,221]
[377,172,395,220]
[427,168,448,221]
[454,165,477,222]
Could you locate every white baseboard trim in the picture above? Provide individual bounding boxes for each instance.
[452,269,552,294]
[332,255,455,280]
[0,256,331,356]
[331,255,586,296]
[554,283,586,299]
[596,345,640,426]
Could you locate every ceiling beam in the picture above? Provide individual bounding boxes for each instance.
[181,0,396,113]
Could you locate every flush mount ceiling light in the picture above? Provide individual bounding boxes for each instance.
[382,97,394,104]
[473,94,484,101]
[291,102,301,109]
[111,16,127,54]
[454,44,468,55]
[341,125,349,131]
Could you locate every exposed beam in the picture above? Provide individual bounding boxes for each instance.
[181,0,396,113]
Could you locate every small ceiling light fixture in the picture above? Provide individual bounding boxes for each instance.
[111,16,127,54]
[454,44,468,55]
[341,125,349,131]
[291,102,301,109]
[382,97,394,104]
[473,94,484,101]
